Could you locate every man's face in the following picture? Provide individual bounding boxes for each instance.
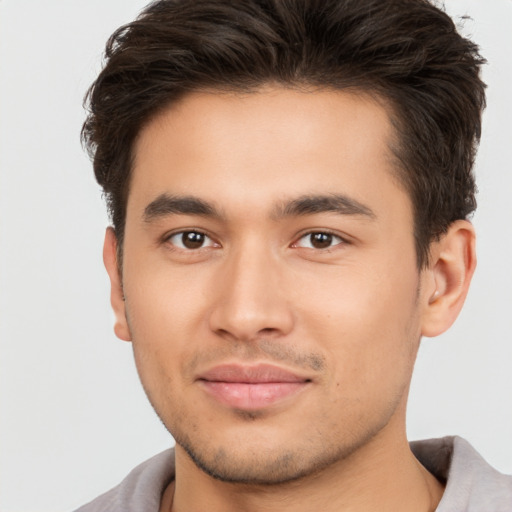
[113,87,433,483]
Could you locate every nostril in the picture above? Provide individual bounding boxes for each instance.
[260,327,277,335]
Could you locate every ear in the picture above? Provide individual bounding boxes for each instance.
[103,227,132,342]
[421,220,476,338]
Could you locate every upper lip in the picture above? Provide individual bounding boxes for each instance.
[198,364,310,383]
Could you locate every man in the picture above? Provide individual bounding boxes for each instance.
[76,0,512,510]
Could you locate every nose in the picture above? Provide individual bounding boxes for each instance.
[208,244,295,342]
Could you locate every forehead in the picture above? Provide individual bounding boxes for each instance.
[129,87,409,222]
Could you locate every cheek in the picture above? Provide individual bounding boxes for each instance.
[124,260,209,337]
[122,267,210,393]
[292,260,421,394]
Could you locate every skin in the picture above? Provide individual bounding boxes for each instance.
[103,87,476,512]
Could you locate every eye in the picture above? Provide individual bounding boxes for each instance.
[166,230,217,250]
[294,232,344,250]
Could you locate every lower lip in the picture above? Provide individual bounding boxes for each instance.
[200,381,308,410]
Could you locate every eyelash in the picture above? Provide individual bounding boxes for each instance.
[163,229,347,252]
[164,230,218,251]
[292,230,347,250]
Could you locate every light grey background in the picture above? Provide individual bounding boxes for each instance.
[0,1,511,511]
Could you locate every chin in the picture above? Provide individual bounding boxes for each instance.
[180,440,334,485]
[172,420,381,486]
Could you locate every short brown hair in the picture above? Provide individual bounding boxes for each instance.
[82,0,486,267]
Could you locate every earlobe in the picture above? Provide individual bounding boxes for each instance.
[103,227,132,342]
[421,220,476,338]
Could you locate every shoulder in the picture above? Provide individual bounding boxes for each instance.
[73,448,175,512]
[411,436,512,511]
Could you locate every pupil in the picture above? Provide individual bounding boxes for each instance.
[311,233,332,249]
[182,232,204,249]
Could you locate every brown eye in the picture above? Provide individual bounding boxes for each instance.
[295,232,343,249]
[167,231,215,250]
[310,233,333,249]
[182,232,205,249]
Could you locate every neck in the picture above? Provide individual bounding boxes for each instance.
[165,420,444,512]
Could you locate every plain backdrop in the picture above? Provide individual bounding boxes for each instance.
[1,1,511,510]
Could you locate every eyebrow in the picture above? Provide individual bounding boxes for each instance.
[143,193,376,223]
[143,194,222,222]
[272,194,376,220]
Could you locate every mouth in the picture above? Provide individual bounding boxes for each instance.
[197,363,312,410]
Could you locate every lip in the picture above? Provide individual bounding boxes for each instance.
[197,364,311,410]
